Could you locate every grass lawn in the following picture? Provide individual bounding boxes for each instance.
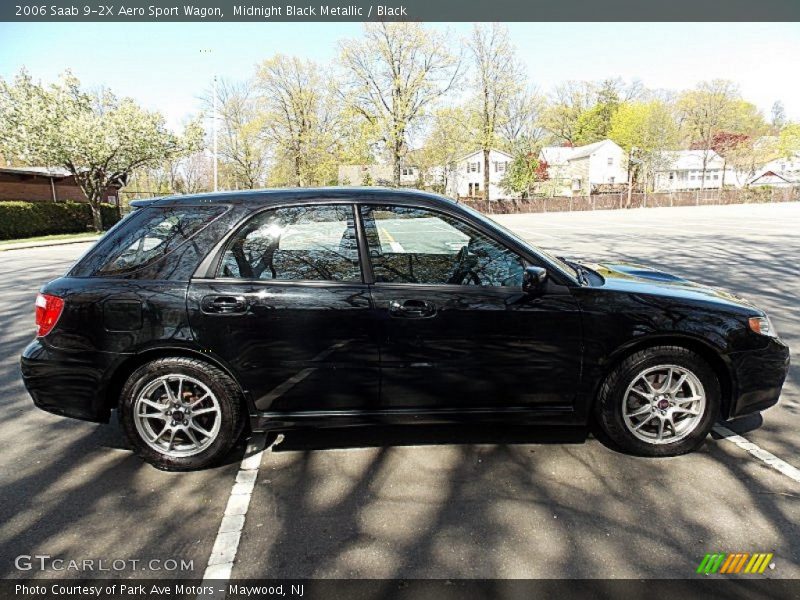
[0,231,101,247]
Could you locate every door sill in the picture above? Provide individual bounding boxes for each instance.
[251,406,577,431]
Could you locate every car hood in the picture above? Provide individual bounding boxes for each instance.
[581,260,761,312]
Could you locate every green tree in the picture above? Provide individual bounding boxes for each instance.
[572,79,625,145]
[257,54,338,187]
[541,81,593,145]
[0,69,202,230]
[418,106,474,194]
[609,100,679,190]
[501,153,546,198]
[339,23,461,186]
[778,123,800,158]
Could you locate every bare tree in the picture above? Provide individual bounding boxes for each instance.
[175,152,212,194]
[468,23,524,200]
[500,87,549,155]
[206,79,270,189]
[771,100,787,131]
[339,23,462,186]
[677,79,741,190]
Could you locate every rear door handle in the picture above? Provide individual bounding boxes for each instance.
[201,295,247,314]
[389,299,437,319]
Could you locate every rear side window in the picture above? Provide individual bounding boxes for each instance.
[97,206,225,275]
[218,205,361,282]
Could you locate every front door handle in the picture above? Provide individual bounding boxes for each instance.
[201,295,247,314]
[389,299,437,319]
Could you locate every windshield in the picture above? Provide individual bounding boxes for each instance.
[456,202,580,280]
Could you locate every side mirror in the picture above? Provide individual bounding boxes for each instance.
[522,266,548,295]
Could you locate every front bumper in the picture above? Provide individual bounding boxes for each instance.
[727,337,790,418]
[20,339,114,423]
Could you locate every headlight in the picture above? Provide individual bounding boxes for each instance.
[749,316,779,338]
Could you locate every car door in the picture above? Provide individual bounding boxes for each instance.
[188,203,379,413]
[360,204,583,413]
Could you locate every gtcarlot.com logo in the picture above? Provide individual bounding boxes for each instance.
[14,554,194,572]
[697,552,775,574]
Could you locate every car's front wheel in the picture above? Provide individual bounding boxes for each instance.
[596,346,720,456]
[119,357,244,470]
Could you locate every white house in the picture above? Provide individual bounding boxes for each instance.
[445,149,514,200]
[338,163,419,187]
[748,153,800,188]
[653,150,740,192]
[539,140,628,196]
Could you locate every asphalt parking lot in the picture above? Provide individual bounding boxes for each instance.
[0,202,798,581]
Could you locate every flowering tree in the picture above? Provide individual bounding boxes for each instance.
[0,69,203,230]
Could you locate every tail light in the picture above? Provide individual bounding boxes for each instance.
[35,293,64,337]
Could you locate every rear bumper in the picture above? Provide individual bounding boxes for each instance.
[20,339,113,423]
[727,338,790,419]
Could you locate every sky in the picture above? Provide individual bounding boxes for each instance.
[1,22,798,130]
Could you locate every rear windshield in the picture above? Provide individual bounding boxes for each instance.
[72,206,225,277]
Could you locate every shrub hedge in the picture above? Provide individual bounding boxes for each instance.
[0,201,120,240]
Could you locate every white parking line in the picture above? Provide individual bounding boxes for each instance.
[199,432,269,596]
[713,425,800,484]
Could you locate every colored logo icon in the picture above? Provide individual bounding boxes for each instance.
[697,553,774,574]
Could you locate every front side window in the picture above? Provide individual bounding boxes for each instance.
[218,205,361,282]
[98,206,225,275]
[360,205,525,287]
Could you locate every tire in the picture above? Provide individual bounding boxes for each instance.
[119,357,244,471]
[595,346,720,457]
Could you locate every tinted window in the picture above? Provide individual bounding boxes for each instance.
[218,205,361,282]
[360,205,525,286]
[98,206,225,275]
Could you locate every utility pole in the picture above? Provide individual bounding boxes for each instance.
[200,48,218,192]
[212,74,218,192]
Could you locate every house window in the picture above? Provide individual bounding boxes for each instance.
[713,174,719,180]
[607,157,613,166]
[494,161,507,173]
[690,175,696,181]
[669,172,675,180]
[467,161,481,174]
[401,168,414,177]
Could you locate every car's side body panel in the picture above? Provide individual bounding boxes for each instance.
[572,285,788,419]
[369,283,583,411]
[186,279,381,413]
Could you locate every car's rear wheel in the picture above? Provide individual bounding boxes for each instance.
[119,357,243,470]
[596,346,720,456]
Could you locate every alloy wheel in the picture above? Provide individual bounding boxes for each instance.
[621,364,706,445]
[133,374,222,458]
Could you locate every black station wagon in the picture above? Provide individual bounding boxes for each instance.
[21,188,790,470]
